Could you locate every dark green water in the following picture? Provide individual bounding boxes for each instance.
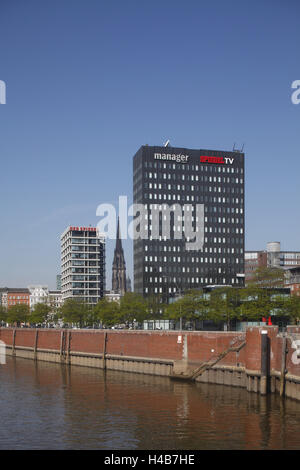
[0,356,299,450]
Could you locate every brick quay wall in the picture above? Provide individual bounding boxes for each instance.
[1,326,300,401]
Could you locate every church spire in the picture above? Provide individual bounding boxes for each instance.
[116,216,122,251]
[112,216,127,295]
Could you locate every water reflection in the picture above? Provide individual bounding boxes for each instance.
[0,357,300,449]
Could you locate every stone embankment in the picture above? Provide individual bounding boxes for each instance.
[1,326,300,400]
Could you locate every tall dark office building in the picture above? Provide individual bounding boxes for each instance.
[133,145,245,302]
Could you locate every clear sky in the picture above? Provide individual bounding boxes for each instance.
[0,0,299,289]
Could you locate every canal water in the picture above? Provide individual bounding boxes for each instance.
[0,356,300,450]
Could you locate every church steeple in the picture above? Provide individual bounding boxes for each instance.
[112,216,127,295]
[116,217,122,251]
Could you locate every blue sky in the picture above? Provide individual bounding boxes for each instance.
[0,0,299,289]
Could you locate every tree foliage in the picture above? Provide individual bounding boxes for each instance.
[29,302,51,325]
[146,295,167,321]
[119,292,147,325]
[279,296,300,324]
[208,287,241,327]
[165,289,208,328]
[7,304,30,326]
[59,298,91,327]
[248,266,285,288]
[0,305,7,323]
[94,298,120,327]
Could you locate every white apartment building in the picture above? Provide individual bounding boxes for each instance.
[27,285,63,312]
[61,226,106,305]
[104,290,122,303]
[48,290,63,311]
[28,285,49,310]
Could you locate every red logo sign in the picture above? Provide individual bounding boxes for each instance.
[70,226,96,232]
[200,156,234,165]
[200,156,224,164]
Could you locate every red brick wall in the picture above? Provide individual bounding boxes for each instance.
[285,327,300,377]
[105,331,184,360]
[0,328,245,363]
[1,326,300,379]
[70,330,105,354]
[0,328,14,345]
[36,330,61,350]
[245,326,278,371]
[15,329,36,348]
[187,331,246,366]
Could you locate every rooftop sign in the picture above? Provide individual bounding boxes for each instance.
[154,153,189,163]
[200,156,234,164]
[70,227,97,232]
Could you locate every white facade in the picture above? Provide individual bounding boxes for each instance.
[104,290,122,303]
[28,285,49,310]
[48,290,63,311]
[61,226,106,305]
[0,292,7,308]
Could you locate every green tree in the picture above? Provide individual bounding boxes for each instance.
[119,292,147,327]
[7,304,30,326]
[59,298,90,328]
[207,289,227,326]
[239,285,289,323]
[146,295,167,321]
[280,295,300,324]
[165,289,206,329]
[242,267,287,323]
[94,298,120,327]
[239,285,262,321]
[84,305,100,327]
[0,305,7,324]
[248,267,285,288]
[165,296,185,326]
[208,287,242,330]
[29,303,51,325]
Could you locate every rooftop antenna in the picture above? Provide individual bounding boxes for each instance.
[232,142,245,153]
[164,139,170,147]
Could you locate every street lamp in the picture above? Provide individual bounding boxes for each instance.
[163,275,183,331]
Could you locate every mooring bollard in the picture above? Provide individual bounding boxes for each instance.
[260,330,269,395]
[66,331,71,365]
[102,331,108,370]
[12,329,16,356]
[34,329,39,361]
[280,335,287,398]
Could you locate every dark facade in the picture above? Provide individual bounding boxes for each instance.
[133,145,245,302]
[126,276,132,292]
[56,274,62,291]
[112,218,127,295]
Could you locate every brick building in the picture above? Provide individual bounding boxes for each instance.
[0,288,30,309]
[245,241,300,282]
[284,266,300,296]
